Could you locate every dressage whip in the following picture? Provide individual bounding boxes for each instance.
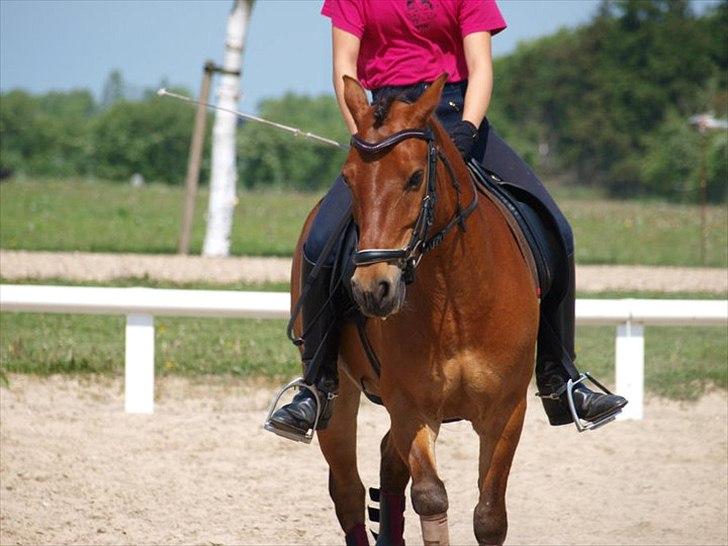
[157,88,344,149]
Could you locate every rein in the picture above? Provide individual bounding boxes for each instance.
[350,127,479,284]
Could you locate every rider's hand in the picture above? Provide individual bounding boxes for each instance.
[450,119,479,161]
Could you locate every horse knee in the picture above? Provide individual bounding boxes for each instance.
[329,470,365,503]
[411,477,448,516]
[473,502,507,545]
[380,433,409,493]
[328,471,365,528]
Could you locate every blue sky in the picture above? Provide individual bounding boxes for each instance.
[0,0,720,111]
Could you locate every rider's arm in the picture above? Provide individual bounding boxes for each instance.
[461,31,494,127]
[331,27,361,135]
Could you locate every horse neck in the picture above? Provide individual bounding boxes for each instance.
[407,124,510,316]
[414,201,496,308]
[424,123,495,280]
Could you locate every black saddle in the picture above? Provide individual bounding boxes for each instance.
[467,160,556,297]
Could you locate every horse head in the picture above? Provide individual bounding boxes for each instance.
[342,73,473,318]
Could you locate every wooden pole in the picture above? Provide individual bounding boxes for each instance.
[698,125,708,265]
[178,61,215,255]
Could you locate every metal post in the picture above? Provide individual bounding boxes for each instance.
[178,61,215,255]
[125,314,155,414]
[615,320,644,421]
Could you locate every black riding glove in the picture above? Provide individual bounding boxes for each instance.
[449,120,479,161]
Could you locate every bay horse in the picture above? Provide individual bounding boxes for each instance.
[289,74,539,546]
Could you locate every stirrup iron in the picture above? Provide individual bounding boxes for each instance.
[263,377,324,444]
[567,372,623,433]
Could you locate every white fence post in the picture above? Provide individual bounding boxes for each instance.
[615,320,644,420]
[125,314,155,414]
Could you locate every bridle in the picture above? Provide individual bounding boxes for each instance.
[350,126,479,284]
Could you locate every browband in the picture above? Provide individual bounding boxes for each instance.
[350,128,433,154]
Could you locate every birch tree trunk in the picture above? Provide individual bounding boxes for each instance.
[202,0,254,256]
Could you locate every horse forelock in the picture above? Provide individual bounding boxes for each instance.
[372,95,395,128]
[371,94,414,129]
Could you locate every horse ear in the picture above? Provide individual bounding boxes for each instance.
[343,75,370,131]
[410,72,449,126]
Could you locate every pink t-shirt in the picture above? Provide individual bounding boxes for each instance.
[321,0,506,90]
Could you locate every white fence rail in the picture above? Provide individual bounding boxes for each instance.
[1,284,726,420]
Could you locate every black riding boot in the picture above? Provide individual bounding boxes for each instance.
[536,253,628,427]
[266,257,340,440]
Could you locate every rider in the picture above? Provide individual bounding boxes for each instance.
[266,0,627,440]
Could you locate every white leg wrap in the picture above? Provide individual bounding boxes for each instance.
[420,512,449,546]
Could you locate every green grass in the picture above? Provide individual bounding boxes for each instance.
[574,325,726,400]
[2,178,726,267]
[0,179,319,257]
[0,313,299,378]
[560,198,728,267]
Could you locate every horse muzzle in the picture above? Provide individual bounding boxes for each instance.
[351,264,406,318]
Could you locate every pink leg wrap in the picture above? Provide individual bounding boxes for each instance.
[381,492,406,546]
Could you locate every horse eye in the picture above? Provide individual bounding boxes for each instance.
[407,170,424,189]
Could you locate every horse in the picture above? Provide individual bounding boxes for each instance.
[288,74,539,546]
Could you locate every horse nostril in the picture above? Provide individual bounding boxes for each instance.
[377,280,391,302]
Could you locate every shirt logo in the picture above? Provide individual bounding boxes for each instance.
[406,0,436,32]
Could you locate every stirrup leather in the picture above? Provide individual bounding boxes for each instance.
[263,377,334,444]
[567,372,623,433]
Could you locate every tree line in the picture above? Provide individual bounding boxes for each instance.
[487,0,727,202]
[0,73,201,184]
[1,0,725,202]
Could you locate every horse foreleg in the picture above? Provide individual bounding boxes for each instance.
[389,401,449,546]
[317,368,368,546]
[374,430,410,546]
[473,399,527,546]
